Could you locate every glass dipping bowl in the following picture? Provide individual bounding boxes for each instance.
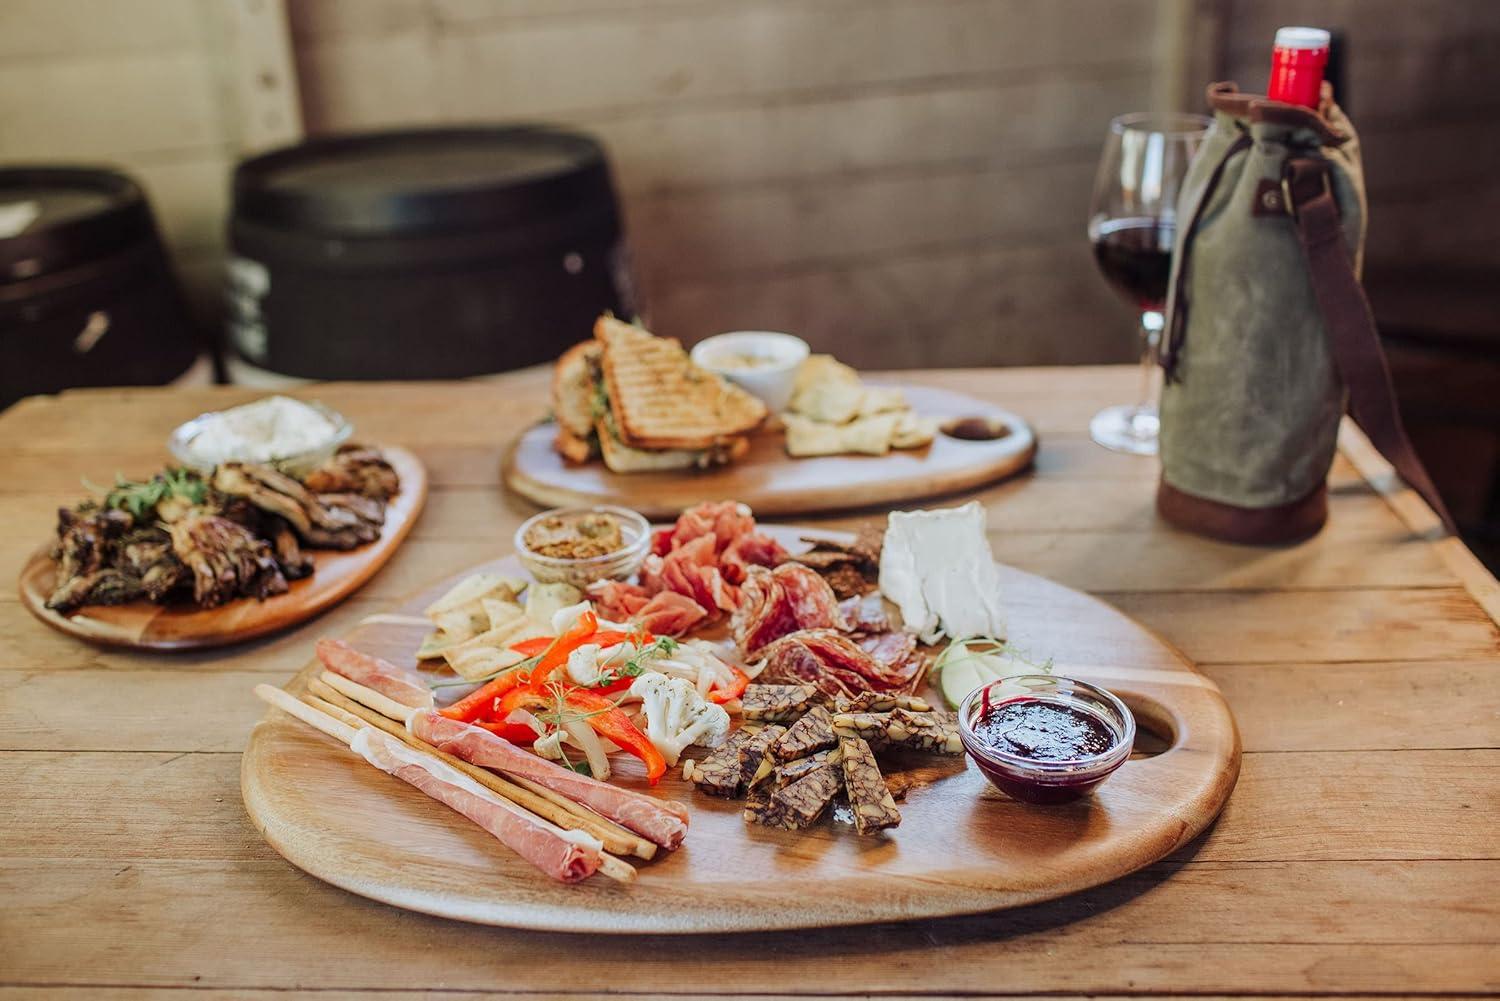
[514,505,651,588]
[958,675,1136,804]
[167,399,352,477]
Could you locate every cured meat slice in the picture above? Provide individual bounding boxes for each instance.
[733,563,846,656]
[838,733,900,835]
[411,711,689,849]
[741,683,824,722]
[720,531,789,585]
[663,501,755,556]
[588,580,651,621]
[351,727,603,882]
[779,564,847,633]
[660,533,737,617]
[316,638,433,709]
[772,705,838,761]
[839,592,892,633]
[633,590,708,637]
[756,629,923,699]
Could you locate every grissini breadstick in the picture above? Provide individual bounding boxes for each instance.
[256,684,358,746]
[261,683,627,884]
[307,676,653,862]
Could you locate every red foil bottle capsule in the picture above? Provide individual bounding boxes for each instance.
[1268,26,1330,109]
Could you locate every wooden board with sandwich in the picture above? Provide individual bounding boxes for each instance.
[554,316,767,473]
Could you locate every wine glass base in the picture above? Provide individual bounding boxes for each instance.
[1090,404,1160,456]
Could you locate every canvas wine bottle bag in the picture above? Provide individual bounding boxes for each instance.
[1157,82,1453,543]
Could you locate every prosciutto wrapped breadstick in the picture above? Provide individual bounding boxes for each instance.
[316,638,433,710]
[351,727,604,883]
[410,711,690,850]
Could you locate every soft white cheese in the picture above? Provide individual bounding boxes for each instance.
[878,502,1006,644]
[185,395,339,466]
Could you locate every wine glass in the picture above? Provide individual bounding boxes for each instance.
[1086,112,1211,455]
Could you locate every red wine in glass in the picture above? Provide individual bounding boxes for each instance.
[1085,112,1210,455]
[1090,217,1174,312]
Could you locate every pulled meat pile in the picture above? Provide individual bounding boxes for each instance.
[45,445,399,612]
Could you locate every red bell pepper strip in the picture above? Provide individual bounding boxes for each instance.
[708,666,750,704]
[438,670,525,724]
[508,635,554,657]
[498,685,667,785]
[525,610,599,691]
[561,688,668,785]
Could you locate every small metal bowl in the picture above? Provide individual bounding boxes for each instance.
[167,399,352,476]
[514,505,652,588]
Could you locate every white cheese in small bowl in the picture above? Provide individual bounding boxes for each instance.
[168,395,352,473]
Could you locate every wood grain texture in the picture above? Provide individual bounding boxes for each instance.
[2,366,1497,998]
[15,448,427,651]
[242,528,1239,932]
[506,385,1037,518]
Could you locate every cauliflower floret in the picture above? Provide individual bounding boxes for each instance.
[628,672,731,766]
[565,643,602,686]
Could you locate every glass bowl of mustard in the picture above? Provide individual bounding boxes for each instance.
[514,505,651,588]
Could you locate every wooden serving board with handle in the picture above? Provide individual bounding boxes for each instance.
[241,524,1240,933]
[504,384,1037,518]
[17,447,427,651]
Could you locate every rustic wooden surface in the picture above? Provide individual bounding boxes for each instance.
[16,447,427,650]
[505,384,1037,518]
[2,365,1497,997]
[242,526,1237,931]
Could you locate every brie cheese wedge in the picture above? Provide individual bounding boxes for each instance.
[878,502,1006,644]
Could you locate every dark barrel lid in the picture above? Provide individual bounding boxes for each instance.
[0,167,155,282]
[232,126,616,238]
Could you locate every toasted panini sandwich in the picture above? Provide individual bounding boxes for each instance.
[550,316,767,472]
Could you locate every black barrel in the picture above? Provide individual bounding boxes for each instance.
[227,126,635,380]
[0,166,198,409]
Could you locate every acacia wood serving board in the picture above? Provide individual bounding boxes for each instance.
[17,447,427,651]
[241,525,1240,933]
[504,384,1037,518]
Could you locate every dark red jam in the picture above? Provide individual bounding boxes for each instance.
[968,695,1124,804]
[973,697,1116,761]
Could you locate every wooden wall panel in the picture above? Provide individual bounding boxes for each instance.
[288,0,1165,365]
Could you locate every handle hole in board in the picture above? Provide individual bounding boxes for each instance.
[1118,692,1178,759]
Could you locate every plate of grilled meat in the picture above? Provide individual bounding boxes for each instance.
[503,315,1037,519]
[18,439,427,650]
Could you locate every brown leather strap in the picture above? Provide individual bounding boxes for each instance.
[1284,156,1456,534]
[1160,131,1252,380]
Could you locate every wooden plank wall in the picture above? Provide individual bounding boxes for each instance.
[288,0,1169,367]
[3,1,1494,369]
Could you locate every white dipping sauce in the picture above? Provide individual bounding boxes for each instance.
[184,396,340,465]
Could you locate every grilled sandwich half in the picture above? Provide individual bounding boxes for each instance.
[550,316,766,472]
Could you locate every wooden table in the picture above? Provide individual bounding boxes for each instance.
[2,366,1496,999]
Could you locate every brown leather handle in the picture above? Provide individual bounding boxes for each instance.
[1284,157,1457,535]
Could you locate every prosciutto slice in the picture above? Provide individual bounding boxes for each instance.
[316,638,433,709]
[411,711,690,850]
[351,728,602,882]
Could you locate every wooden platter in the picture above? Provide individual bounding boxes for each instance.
[242,525,1240,933]
[17,447,428,651]
[504,384,1037,518]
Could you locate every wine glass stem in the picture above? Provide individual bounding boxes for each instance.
[1135,310,1165,420]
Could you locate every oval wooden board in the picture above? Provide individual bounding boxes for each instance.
[242,525,1240,933]
[17,447,428,651]
[504,384,1037,518]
